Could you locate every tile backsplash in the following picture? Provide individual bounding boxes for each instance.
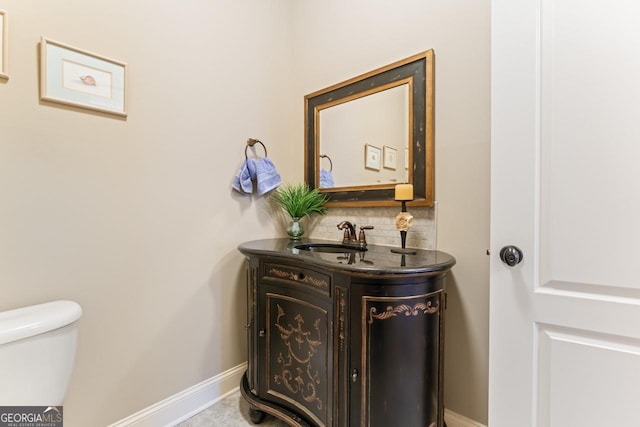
[307,204,437,250]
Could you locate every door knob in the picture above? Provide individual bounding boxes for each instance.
[500,245,523,267]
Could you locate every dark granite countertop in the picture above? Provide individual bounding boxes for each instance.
[238,238,455,275]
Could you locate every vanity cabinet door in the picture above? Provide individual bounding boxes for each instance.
[349,279,446,427]
[256,281,334,427]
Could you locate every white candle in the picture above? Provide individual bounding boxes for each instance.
[394,184,414,201]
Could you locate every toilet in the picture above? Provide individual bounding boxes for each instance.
[0,300,82,405]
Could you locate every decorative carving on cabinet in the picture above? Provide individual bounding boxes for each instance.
[267,267,329,290]
[368,300,439,324]
[337,290,346,352]
[273,304,324,411]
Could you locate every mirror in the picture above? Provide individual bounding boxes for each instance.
[304,50,434,207]
[320,84,410,187]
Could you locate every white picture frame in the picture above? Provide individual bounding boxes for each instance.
[404,147,409,170]
[0,10,8,79]
[383,145,398,170]
[40,37,127,117]
[365,144,382,171]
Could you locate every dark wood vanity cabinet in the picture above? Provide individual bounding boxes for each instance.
[239,239,455,427]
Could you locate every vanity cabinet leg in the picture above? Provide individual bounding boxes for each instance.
[248,407,266,424]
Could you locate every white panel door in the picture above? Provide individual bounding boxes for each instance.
[490,1,640,426]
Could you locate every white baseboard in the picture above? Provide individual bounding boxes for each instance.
[107,362,484,427]
[445,408,487,427]
[107,362,247,427]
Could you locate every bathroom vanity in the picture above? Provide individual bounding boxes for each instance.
[238,238,455,427]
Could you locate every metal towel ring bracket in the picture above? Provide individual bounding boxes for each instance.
[320,154,333,172]
[245,138,267,159]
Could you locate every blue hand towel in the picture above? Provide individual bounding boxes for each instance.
[255,157,282,195]
[232,159,255,194]
[320,168,334,188]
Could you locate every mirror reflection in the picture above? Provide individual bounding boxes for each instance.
[305,50,434,207]
[318,84,409,188]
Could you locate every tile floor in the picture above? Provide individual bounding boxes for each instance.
[176,390,288,427]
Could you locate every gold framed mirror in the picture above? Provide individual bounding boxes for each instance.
[304,50,434,207]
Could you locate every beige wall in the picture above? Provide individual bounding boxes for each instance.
[292,1,491,423]
[0,1,295,425]
[0,0,490,425]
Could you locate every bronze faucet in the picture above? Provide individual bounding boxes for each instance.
[337,221,374,248]
[337,221,356,243]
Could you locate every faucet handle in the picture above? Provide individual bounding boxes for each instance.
[358,225,374,246]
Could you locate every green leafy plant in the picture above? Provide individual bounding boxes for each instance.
[271,183,329,219]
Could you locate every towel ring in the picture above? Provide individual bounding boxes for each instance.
[245,138,268,159]
[320,154,333,172]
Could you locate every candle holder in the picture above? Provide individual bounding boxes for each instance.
[390,199,417,255]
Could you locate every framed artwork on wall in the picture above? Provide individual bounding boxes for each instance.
[0,10,8,79]
[40,37,127,117]
[383,145,397,170]
[365,143,381,171]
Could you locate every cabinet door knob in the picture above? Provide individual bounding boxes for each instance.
[351,368,359,383]
[259,329,266,337]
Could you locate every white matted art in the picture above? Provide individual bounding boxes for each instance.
[0,10,8,79]
[40,37,127,117]
[383,145,397,170]
[365,143,381,171]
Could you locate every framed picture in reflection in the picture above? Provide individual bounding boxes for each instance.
[383,145,397,170]
[365,144,381,171]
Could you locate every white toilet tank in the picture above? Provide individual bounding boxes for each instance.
[0,300,82,405]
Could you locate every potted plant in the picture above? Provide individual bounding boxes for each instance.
[271,183,329,240]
